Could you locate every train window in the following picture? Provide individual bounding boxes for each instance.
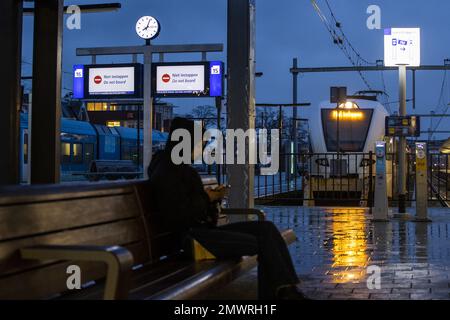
[84,143,94,164]
[61,142,71,163]
[321,109,374,152]
[72,143,83,163]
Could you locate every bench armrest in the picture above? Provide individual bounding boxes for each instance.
[20,245,134,300]
[221,208,266,221]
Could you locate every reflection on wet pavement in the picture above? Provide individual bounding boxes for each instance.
[264,207,450,300]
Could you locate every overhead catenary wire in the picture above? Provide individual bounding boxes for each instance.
[323,0,376,66]
[379,70,391,114]
[429,70,449,140]
[311,0,374,91]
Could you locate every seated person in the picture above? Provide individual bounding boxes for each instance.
[148,117,307,300]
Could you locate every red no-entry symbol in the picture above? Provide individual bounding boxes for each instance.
[94,75,102,84]
[162,74,171,83]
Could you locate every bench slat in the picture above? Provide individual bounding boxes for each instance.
[0,183,135,206]
[0,193,141,241]
[0,219,147,274]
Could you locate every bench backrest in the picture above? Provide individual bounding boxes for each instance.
[0,183,151,299]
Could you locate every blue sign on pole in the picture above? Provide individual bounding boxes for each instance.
[209,61,224,97]
[73,64,85,99]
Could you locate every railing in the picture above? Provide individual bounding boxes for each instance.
[206,152,450,206]
[259,152,375,205]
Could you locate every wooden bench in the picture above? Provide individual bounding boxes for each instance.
[0,180,297,300]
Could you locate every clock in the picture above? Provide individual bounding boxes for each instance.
[135,16,160,40]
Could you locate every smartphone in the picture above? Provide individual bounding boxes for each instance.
[212,185,231,191]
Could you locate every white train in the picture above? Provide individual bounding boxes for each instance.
[301,97,390,205]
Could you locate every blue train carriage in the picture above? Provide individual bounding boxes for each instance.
[19,113,169,183]
[19,114,98,182]
[60,118,98,182]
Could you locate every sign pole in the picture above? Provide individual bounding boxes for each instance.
[398,64,407,214]
[143,43,153,179]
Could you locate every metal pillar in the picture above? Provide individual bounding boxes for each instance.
[412,69,416,110]
[0,0,22,185]
[292,58,299,176]
[292,58,298,157]
[398,65,407,213]
[336,103,340,156]
[227,0,256,211]
[143,45,153,179]
[31,0,63,184]
[216,96,222,185]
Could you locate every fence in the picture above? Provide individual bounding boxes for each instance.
[208,151,450,206]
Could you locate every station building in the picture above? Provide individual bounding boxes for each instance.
[85,100,175,132]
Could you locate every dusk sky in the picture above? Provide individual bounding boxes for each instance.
[21,0,450,139]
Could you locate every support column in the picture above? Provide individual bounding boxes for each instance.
[398,65,407,213]
[216,96,223,185]
[143,46,153,179]
[227,0,256,210]
[0,0,22,185]
[31,0,63,184]
[292,58,299,155]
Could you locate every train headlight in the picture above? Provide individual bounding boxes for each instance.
[338,102,359,109]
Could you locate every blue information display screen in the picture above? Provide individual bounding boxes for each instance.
[152,61,224,98]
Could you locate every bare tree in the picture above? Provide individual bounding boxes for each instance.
[256,109,280,130]
[187,105,217,129]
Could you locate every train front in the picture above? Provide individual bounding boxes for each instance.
[303,98,389,206]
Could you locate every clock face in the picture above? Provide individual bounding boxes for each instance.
[136,16,160,40]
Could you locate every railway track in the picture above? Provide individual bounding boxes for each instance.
[429,172,450,207]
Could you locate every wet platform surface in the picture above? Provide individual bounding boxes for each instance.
[207,207,450,300]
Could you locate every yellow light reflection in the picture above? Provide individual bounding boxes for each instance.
[330,208,368,283]
[331,110,364,121]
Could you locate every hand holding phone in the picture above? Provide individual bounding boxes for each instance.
[206,185,231,202]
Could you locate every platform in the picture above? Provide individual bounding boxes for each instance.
[205,207,450,300]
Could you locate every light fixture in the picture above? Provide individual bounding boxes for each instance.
[337,101,359,109]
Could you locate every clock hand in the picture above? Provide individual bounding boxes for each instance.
[142,19,153,31]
